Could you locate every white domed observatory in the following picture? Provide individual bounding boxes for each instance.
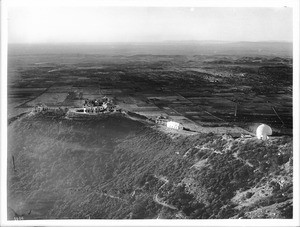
[256,124,272,140]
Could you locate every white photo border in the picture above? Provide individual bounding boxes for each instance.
[1,0,299,226]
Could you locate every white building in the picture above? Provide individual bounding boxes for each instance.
[166,121,183,130]
[102,103,108,109]
[256,124,272,140]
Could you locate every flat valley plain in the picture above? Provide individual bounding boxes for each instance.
[7,42,293,219]
[8,42,293,134]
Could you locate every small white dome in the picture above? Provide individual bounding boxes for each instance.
[256,124,272,140]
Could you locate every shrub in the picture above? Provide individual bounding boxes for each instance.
[246,192,254,199]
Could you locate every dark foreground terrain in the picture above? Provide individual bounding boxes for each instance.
[8,113,293,219]
[7,42,293,219]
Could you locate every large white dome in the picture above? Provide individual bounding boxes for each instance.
[256,124,272,140]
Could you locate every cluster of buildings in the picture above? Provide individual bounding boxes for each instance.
[81,97,116,113]
[32,96,117,116]
[33,103,49,112]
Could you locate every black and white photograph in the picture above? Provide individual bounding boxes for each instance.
[1,0,299,226]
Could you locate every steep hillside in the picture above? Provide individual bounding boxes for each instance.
[7,113,292,219]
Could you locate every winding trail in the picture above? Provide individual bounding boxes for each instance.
[232,152,254,168]
[153,194,177,210]
[152,175,178,210]
[153,194,187,219]
[101,193,128,203]
[154,175,169,189]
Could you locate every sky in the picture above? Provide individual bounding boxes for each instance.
[7,6,293,43]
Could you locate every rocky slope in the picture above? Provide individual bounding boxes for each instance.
[7,113,293,219]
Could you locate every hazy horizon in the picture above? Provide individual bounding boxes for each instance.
[8,7,293,44]
[7,40,293,45]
